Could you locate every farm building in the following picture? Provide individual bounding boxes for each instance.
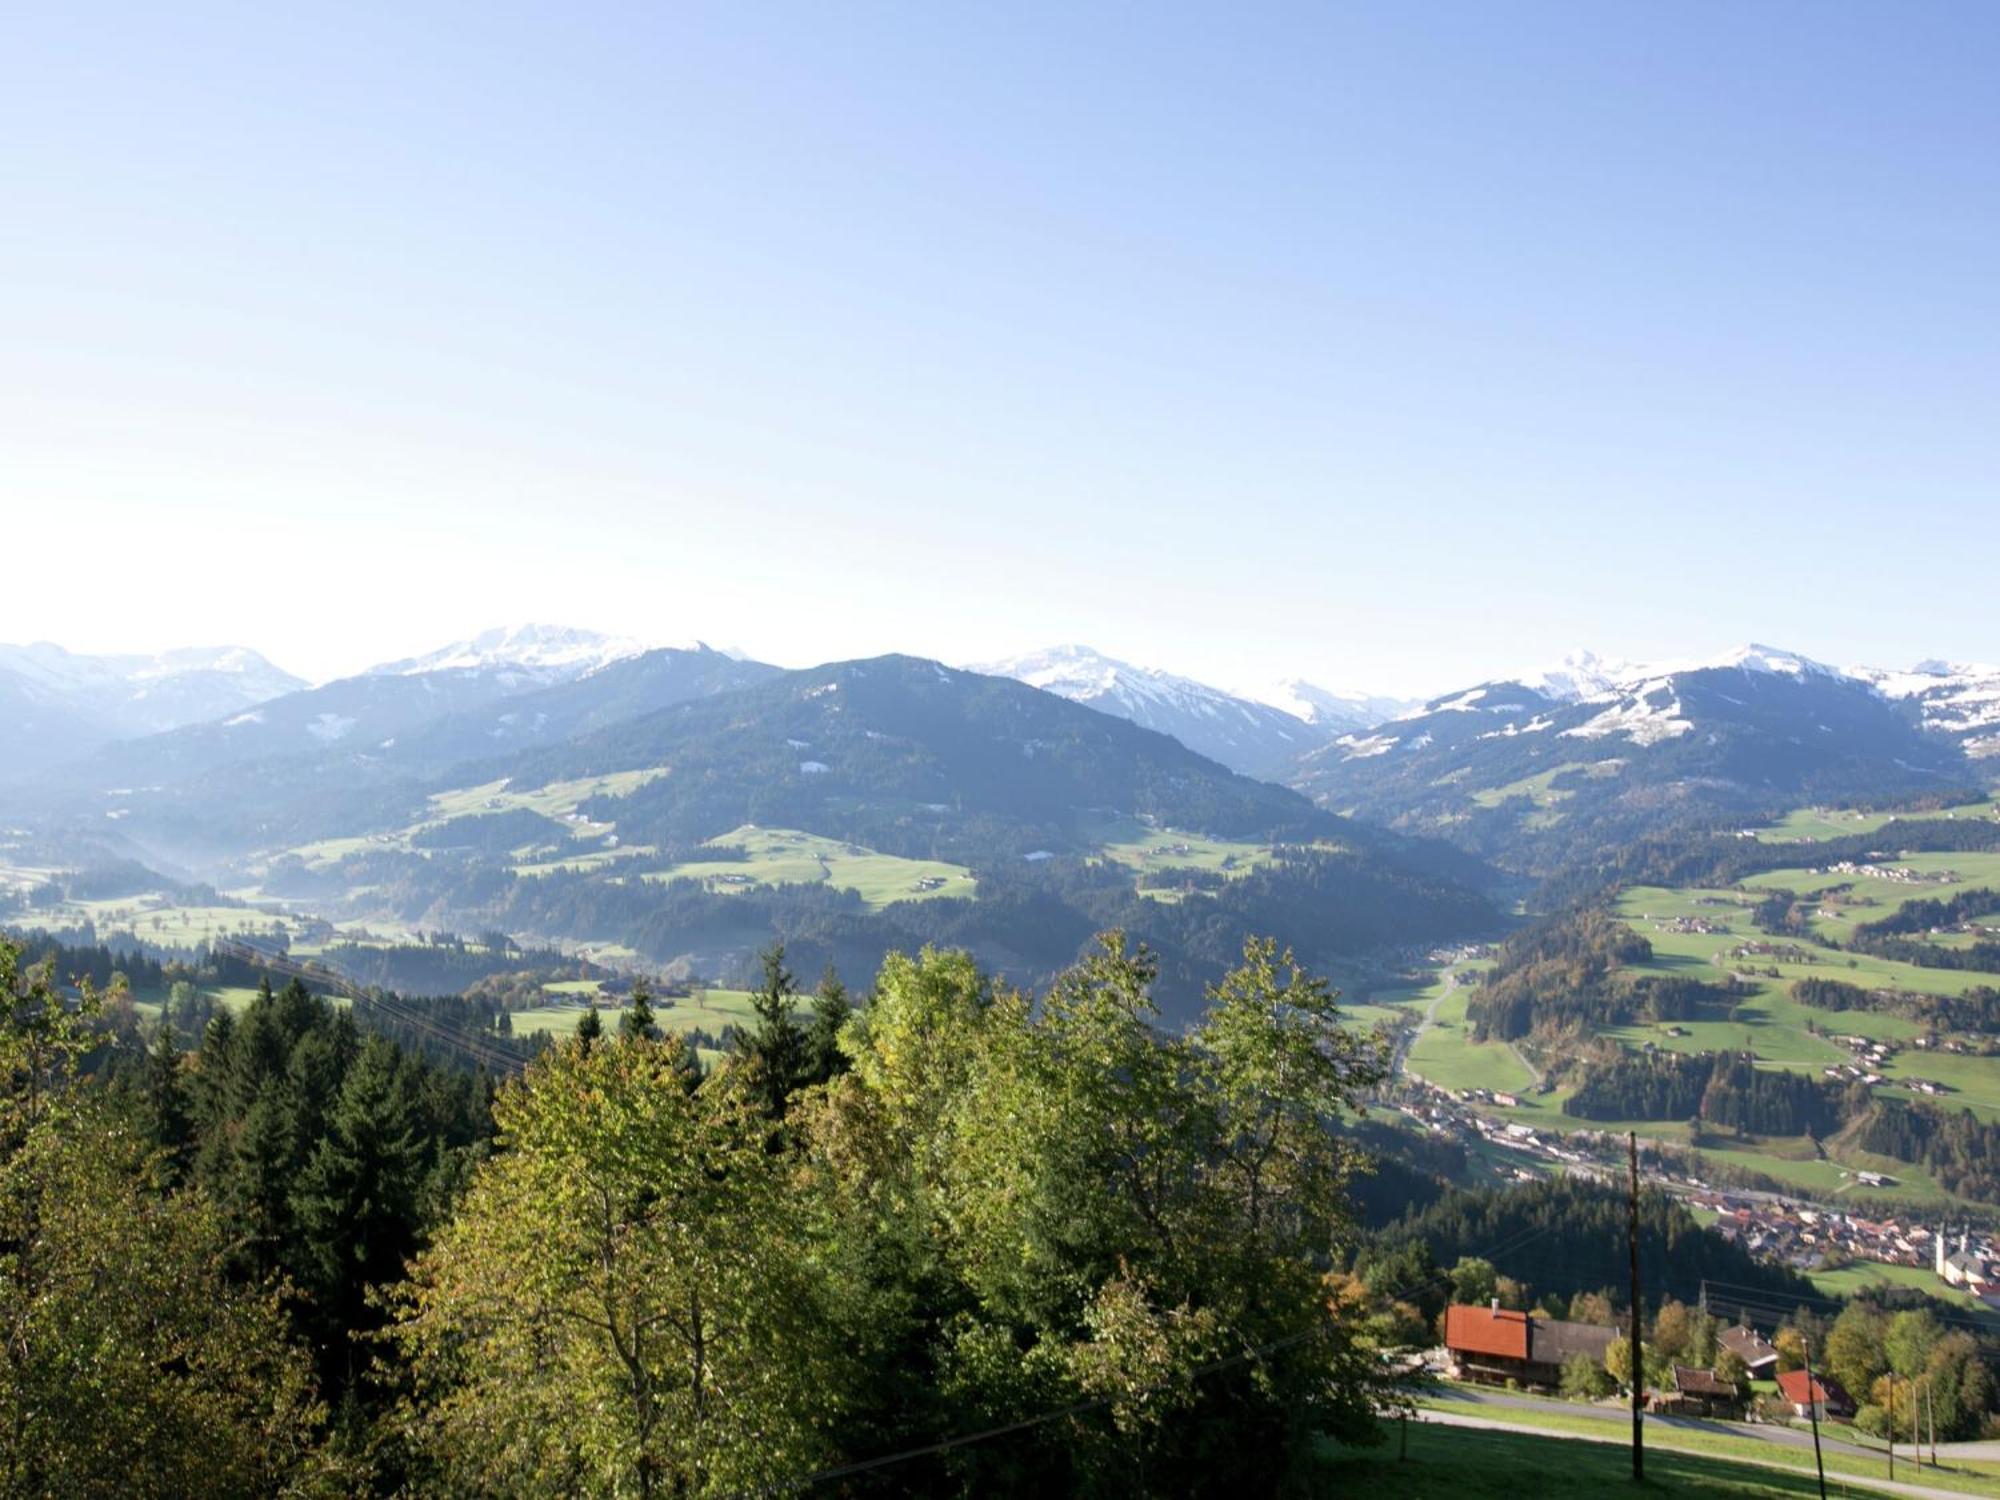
[1775,1369,1854,1421]
[1442,1304,1618,1389]
[1716,1325,1779,1379]
[1653,1365,1744,1419]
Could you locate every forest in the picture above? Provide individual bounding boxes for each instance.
[1466,910,1735,1042]
[4,930,1444,1496]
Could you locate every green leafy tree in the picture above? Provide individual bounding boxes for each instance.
[1714,1347,1750,1396]
[1823,1302,1889,1409]
[1449,1257,1499,1307]
[0,940,328,1496]
[1605,1336,1635,1390]
[392,1035,839,1497]
[1561,1351,1616,1400]
[1884,1307,1941,1379]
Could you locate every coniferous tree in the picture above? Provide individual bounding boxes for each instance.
[575,1003,603,1052]
[142,1021,194,1179]
[619,977,656,1043]
[738,943,805,1117]
[801,964,851,1087]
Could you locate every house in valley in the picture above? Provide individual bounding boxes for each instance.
[1775,1369,1854,1421]
[1654,1365,1744,1419]
[1716,1324,1779,1380]
[1442,1304,1618,1389]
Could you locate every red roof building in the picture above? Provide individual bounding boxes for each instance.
[1443,1304,1529,1362]
[1775,1369,1854,1419]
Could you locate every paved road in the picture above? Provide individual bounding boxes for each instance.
[1429,1385,1880,1462]
[1418,1407,1973,1500]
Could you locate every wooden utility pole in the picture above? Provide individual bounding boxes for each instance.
[1801,1335,1827,1500]
[1927,1379,1937,1467]
[1627,1130,1643,1482]
[1887,1374,1895,1481]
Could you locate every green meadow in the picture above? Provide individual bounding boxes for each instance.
[645,825,976,908]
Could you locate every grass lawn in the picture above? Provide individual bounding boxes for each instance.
[1408,1394,1997,1497]
[645,825,976,908]
[1320,1418,1889,1498]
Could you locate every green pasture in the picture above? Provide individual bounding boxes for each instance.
[1404,969,1537,1097]
[1750,797,1998,845]
[644,825,976,908]
[1087,816,1281,880]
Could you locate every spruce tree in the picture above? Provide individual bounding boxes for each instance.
[576,1004,603,1052]
[738,944,805,1118]
[801,964,852,1086]
[620,977,656,1043]
[141,1022,194,1179]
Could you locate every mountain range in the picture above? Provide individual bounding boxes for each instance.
[1288,644,1994,873]
[4,625,1997,998]
[0,642,305,781]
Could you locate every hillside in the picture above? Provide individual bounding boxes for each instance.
[1290,644,1980,875]
[0,641,303,782]
[10,655,1498,1019]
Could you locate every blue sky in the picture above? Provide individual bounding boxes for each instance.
[3,3,1995,692]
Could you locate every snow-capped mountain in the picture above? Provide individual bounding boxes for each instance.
[1288,641,1975,872]
[971,645,1332,776]
[1851,659,2000,761]
[0,641,304,735]
[0,641,305,780]
[1238,678,1415,734]
[366,624,650,682]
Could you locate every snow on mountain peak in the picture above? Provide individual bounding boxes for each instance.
[367,624,652,679]
[1237,678,1414,732]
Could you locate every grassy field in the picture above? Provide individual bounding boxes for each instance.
[1404,967,1537,1097]
[1088,816,1281,881]
[1811,1261,2000,1328]
[1613,878,2000,1124]
[511,988,767,1042]
[1751,798,1999,845]
[645,825,976,908]
[1408,1400,2000,1500]
[1321,1417,1897,1498]
[1387,845,2000,1212]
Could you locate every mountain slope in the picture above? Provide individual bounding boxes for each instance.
[0,642,305,782]
[1852,659,2000,765]
[1289,643,1975,873]
[234,656,1498,1016]
[26,646,782,866]
[972,644,1331,776]
[1237,678,1414,735]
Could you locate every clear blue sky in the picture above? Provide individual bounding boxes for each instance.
[3,2,1995,692]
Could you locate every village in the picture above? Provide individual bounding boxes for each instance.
[1396,1078,2000,1311]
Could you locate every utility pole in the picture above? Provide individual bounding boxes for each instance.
[1927,1378,1936,1467]
[1887,1374,1895,1482]
[1801,1335,1827,1500]
[1627,1130,1643,1483]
